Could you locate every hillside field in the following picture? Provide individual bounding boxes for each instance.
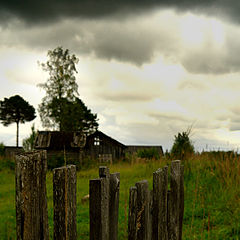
[0,152,240,239]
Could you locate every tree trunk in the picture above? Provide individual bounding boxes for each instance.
[16,121,19,147]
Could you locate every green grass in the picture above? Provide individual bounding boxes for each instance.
[0,154,240,239]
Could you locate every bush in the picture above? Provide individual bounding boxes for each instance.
[0,142,5,156]
[137,148,160,160]
[171,129,194,160]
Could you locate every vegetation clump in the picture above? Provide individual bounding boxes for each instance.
[137,148,160,160]
[171,128,194,160]
[22,124,37,152]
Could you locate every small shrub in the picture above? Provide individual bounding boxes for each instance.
[137,148,160,160]
[0,142,5,156]
[171,129,194,160]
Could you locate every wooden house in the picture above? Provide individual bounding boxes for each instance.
[34,131,85,163]
[82,130,127,163]
[34,130,126,164]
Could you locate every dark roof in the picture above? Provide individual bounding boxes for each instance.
[34,131,86,150]
[87,130,126,148]
[34,130,126,150]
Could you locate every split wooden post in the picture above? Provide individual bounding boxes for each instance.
[89,166,110,240]
[149,190,153,240]
[15,150,49,240]
[128,186,137,240]
[53,165,77,240]
[152,166,168,240]
[179,165,184,240]
[135,180,150,240]
[109,172,120,240]
[168,160,182,240]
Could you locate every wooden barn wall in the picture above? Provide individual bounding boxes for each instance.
[84,134,125,161]
[46,150,81,162]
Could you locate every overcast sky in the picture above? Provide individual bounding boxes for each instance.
[1,0,240,151]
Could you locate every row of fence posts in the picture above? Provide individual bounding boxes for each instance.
[15,150,184,240]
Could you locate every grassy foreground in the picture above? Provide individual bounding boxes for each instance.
[0,153,240,239]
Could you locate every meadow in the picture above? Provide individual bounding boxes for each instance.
[0,152,240,239]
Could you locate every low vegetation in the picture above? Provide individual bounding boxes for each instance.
[0,152,240,239]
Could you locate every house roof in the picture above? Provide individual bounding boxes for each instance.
[34,130,126,150]
[34,131,86,150]
[88,130,126,148]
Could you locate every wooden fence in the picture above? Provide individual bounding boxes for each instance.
[15,150,184,240]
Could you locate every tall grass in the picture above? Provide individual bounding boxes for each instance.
[183,152,240,239]
[0,152,239,239]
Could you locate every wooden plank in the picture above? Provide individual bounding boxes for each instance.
[99,166,110,240]
[128,186,137,240]
[15,150,49,240]
[90,179,102,240]
[149,190,153,240]
[152,166,168,240]
[53,165,77,240]
[109,172,120,240]
[90,177,109,240]
[179,165,184,240]
[90,166,110,240]
[168,160,181,240]
[135,180,150,240]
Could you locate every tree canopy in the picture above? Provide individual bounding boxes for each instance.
[0,95,36,147]
[60,97,98,135]
[38,46,79,130]
[38,46,98,133]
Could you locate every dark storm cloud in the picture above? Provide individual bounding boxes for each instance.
[2,1,240,73]
[0,0,239,25]
[0,17,179,65]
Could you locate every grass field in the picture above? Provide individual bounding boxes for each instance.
[0,152,240,239]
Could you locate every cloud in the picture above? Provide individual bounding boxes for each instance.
[1,12,181,65]
[0,0,206,24]
[2,10,240,74]
[1,0,240,26]
[181,26,240,74]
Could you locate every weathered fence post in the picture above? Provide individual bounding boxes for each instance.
[90,166,109,240]
[152,166,168,240]
[136,180,150,240]
[15,150,49,240]
[89,166,120,240]
[179,165,184,240]
[128,186,138,240]
[53,165,77,240]
[109,172,120,240]
[168,160,182,240]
